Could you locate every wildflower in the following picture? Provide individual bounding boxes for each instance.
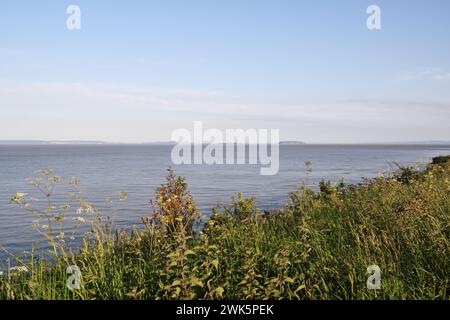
[69,177,79,185]
[10,192,28,204]
[85,205,94,214]
[10,266,28,273]
[77,204,95,214]
[60,204,71,210]
[118,192,128,201]
[74,217,86,223]
[152,210,160,218]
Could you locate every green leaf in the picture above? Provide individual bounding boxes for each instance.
[215,287,224,298]
[190,277,203,288]
[294,284,306,293]
[171,280,181,287]
[284,277,295,283]
[211,259,219,269]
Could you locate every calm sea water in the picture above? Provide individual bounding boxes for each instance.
[0,144,449,260]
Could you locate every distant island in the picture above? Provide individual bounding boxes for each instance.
[279,141,307,145]
[0,140,178,145]
[0,140,108,145]
[0,140,308,145]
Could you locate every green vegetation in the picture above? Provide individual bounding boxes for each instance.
[0,157,449,300]
[432,155,450,165]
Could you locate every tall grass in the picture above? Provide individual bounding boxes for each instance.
[0,157,449,300]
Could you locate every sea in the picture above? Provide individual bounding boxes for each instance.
[0,144,449,261]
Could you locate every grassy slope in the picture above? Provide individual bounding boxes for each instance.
[1,157,449,300]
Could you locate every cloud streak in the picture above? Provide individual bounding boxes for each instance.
[0,83,449,143]
[398,68,450,82]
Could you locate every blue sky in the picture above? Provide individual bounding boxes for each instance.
[0,0,449,143]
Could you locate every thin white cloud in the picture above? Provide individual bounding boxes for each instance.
[433,72,450,81]
[0,83,449,143]
[398,68,450,82]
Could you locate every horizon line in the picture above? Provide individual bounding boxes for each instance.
[1,140,450,146]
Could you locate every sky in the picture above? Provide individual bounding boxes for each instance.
[0,0,449,143]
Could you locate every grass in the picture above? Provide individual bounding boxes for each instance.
[0,156,449,300]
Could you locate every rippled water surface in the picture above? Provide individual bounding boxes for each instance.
[0,144,449,259]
